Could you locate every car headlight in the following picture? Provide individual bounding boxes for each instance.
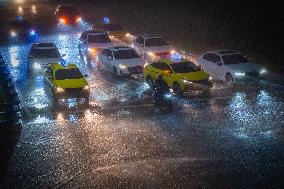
[181,79,192,84]
[209,76,213,81]
[88,48,96,53]
[234,72,246,76]
[33,62,41,70]
[83,85,90,91]
[147,51,155,57]
[55,87,64,93]
[119,64,127,69]
[259,68,268,75]
[10,30,17,37]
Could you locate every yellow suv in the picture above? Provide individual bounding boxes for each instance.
[45,63,90,104]
[143,58,212,95]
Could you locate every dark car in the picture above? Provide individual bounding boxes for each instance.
[8,18,37,41]
[55,5,81,25]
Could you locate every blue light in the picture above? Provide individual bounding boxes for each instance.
[170,52,182,62]
[17,15,22,21]
[103,17,110,24]
[30,30,36,36]
[61,59,67,67]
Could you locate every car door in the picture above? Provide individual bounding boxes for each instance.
[45,67,54,86]
[105,49,114,70]
[158,63,173,86]
[202,53,221,78]
[134,36,144,56]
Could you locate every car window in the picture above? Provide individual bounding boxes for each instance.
[32,48,60,59]
[136,37,144,44]
[151,62,171,71]
[80,32,87,41]
[145,38,167,47]
[171,62,200,73]
[106,50,113,59]
[46,67,53,79]
[222,54,249,65]
[55,68,83,80]
[203,53,221,63]
[87,34,111,43]
[113,49,140,59]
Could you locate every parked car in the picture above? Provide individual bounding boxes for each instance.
[196,50,268,83]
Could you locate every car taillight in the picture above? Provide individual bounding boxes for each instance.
[76,16,82,23]
[59,17,67,24]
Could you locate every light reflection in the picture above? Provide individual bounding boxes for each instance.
[32,115,53,125]
[18,6,23,15]
[31,5,37,14]
[9,46,20,68]
[257,90,273,106]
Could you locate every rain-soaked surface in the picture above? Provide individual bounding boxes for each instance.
[0,1,284,189]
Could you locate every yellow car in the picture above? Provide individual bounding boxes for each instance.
[143,58,212,95]
[44,63,90,104]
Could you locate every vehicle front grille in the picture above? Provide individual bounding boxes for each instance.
[65,88,83,94]
[127,66,142,74]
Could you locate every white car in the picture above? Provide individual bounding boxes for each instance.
[196,50,268,83]
[97,46,144,77]
[27,43,64,75]
[132,34,172,62]
[78,30,113,63]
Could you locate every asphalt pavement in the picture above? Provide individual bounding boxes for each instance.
[0,1,284,188]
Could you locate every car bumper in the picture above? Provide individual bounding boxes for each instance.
[183,80,213,91]
[119,66,143,76]
[54,88,89,99]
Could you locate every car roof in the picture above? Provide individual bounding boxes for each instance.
[50,63,78,70]
[85,30,107,35]
[206,50,240,56]
[140,34,162,39]
[108,46,132,51]
[159,58,189,65]
[34,43,57,49]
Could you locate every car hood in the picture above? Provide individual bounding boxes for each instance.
[54,78,88,88]
[31,57,61,64]
[109,30,127,36]
[88,43,113,49]
[145,45,170,53]
[116,58,143,67]
[226,62,262,73]
[178,71,209,81]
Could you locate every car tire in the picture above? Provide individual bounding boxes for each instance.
[84,97,89,107]
[225,73,233,84]
[112,67,118,78]
[146,76,154,89]
[173,82,183,96]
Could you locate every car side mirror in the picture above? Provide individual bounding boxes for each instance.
[217,62,222,66]
[48,76,53,80]
[83,74,88,77]
[28,55,34,59]
[61,54,66,57]
[107,56,112,60]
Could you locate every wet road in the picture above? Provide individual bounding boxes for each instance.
[1,1,284,188]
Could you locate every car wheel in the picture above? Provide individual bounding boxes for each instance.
[173,82,183,96]
[146,76,154,89]
[84,97,89,107]
[225,73,233,84]
[112,67,118,78]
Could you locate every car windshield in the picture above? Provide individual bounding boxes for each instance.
[113,49,140,59]
[88,34,111,43]
[32,48,60,59]
[11,20,32,29]
[105,24,123,31]
[145,38,168,47]
[171,62,200,73]
[55,68,83,80]
[222,54,249,65]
